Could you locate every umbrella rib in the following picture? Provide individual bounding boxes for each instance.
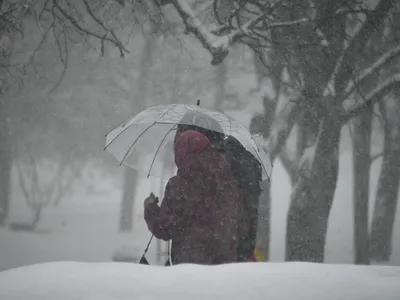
[105,104,178,150]
[104,118,129,137]
[147,125,177,178]
[154,104,178,124]
[104,122,178,151]
[119,122,158,166]
[252,145,271,181]
[104,122,137,151]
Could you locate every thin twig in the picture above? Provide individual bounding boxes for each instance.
[52,0,129,55]
[48,14,69,94]
[82,0,126,57]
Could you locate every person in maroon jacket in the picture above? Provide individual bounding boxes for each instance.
[144,130,249,265]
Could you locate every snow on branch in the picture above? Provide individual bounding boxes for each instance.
[170,0,320,65]
[342,74,400,123]
[171,0,372,65]
[171,0,233,65]
[343,44,400,100]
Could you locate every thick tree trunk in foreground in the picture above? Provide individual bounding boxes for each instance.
[370,147,400,261]
[370,98,400,262]
[284,0,395,261]
[0,117,11,227]
[286,111,341,262]
[352,108,373,265]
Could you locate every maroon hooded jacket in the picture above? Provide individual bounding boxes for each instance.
[144,130,249,265]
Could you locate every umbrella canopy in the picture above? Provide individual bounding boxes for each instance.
[105,104,272,180]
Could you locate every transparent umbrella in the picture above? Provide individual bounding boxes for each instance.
[105,104,272,180]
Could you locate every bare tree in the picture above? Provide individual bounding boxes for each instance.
[351,102,373,265]
[12,149,82,231]
[0,1,31,226]
[348,3,400,264]
[367,5,400,263]
[161,0,400,262]
[119,0,161,232]
[0,0,130,225]
[249,47,298,260]
[370,95,400,262]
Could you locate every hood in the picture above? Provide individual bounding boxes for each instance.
[174,130,211,168]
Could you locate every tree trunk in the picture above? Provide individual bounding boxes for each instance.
[214,60,227,111]
[284,0,395,262]
[31,203,44,230]
[119,25,155,232]
[256,179,270,260]
[286,108,341,262]
[369,148,400,261]
[0,117,11,227]
[119,167,138,232]
[352,107,372,265]
[250,50,289,261]
[370,97,400,262]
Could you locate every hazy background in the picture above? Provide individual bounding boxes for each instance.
[0,0,399,271]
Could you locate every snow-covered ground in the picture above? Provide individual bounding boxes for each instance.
[1,261,400,300]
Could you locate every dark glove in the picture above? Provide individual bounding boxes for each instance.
[144,192,159,209]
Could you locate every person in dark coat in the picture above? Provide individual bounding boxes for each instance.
[144,130,249,265]
[174,116,262,263]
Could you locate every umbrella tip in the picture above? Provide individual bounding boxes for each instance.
[196,99,200,106]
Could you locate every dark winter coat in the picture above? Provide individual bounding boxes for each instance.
[144,130,249,265]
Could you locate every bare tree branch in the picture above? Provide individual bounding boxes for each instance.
[342,73,400,123]
[82,0,126,57]
[370,146,400,163]
[371,152,384,162]
[333,0,396,95]
[171,0,232,65]
[51,0,129,56]
[172,0,374,66]
[48,8,69,94]
[343,44,400,100]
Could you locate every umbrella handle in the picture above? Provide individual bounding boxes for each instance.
[141,235,173,266]
[142,234,154,256]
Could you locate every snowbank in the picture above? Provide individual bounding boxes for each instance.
[1,262,399,300]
